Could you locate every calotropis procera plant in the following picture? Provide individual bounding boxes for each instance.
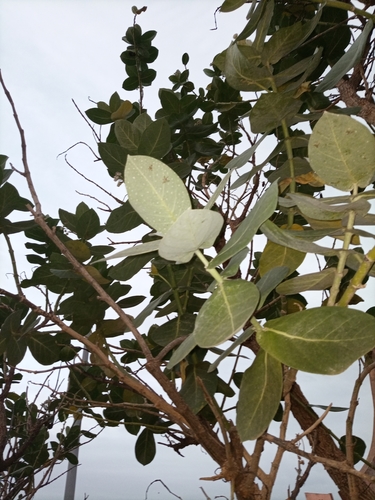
[1,1,375,499]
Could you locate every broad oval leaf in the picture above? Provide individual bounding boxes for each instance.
[257,307,375,374]
[250,94,301,134]
[124,155,191,234]
[137,118,171,158]
[28,334,61,365]
[237,350,283,441]
[135,428,156,465]
[158,209,224,263]
[308,113,375,191]
[194,280,260,348]
[180,362,218,414]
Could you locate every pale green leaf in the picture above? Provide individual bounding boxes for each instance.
[316,20,374,93]
[158,209,224,263]
[276,268,337,295]
[133,112,152,132]
[237,350,283,441]
[221,248,249,279]
[209,182,278,269]
[252,0,274,52]
[93,240,160,263]
[308,113,375,191]
[220,0,247,12]
[258,308,375,374]
[208,328,253,373]
[250,94,302,133]
[124,155,191,234]
[194,280,259,348]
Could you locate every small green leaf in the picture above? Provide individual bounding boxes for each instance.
[167,334,198,370]
[180,362,218,414]
[250,94,301,133]
[158,209,223,263]
[135,428,156,465]
[98,142,128,177]
[124,155,191,234]
[209,182,278,269]
[108,252,156,281]
[138,119,171,158]
[258,308,375,374]
[256,266,290,308]
[259,239,305,277]
[96,240,160,263]
[28,334,61,365]
[151,314,196,347]
[220,0,247,13]
[76,209,101,240]
[194,280,259,348]
[276,268,337,295]
[85,108,113,125]
[237,350,283,441]
[308,112,375,191]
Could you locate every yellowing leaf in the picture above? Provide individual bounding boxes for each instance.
[111,100,133,120]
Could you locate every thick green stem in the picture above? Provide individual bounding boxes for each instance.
[195,249,224,284]
[309,0,375,22]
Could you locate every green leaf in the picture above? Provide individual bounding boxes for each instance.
[256,266,290,308]
[138,119,171,158]
[106,201,144,233]
[276,268,337,295]
[135,428,156,465]
[27,334,61,365]
[158,209,223,263]
[98,142,128,177]
[85,107,113,125]
[64,240,91,262]
[220,0,247,13]
[224,43,272,92]
[194,280,260,348]
[316,20,373,93]
[260,220,342,256]
[151,314,196,346]
[108,252,156,281]
[96,240,160,263]
[209,182,278,269]
[339,435,367,465]
[7,334,27,366]
[267,158,312,184]
[124,155,191,234]
[180,362,218,414]
[76,209,101,240]
[308,112,375,191]
[250,94,301,134]
[252,0,274,53]
[262,7,322,65]
[59,209,77,233]
[258,308,375,375]
[237,350,283,441]
[167,334,198,370]
[0,183,30,217]
[115,120,141,154]
[259,238,305,277]
[133,112,153,132]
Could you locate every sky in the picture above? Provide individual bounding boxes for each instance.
[0,1,374,499]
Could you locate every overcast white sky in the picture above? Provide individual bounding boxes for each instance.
[0,2,374,499]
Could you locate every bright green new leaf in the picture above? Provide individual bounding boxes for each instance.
[308,113,375,191]
[257,308,375,374]
[250,93,302,133]
[209,182,278,269]
[158,208,224,263]
[224,42,273,92]
[276,268,337,295]
[125,155,191,234]
[316,20,373,93]
[194,280,259,348]
[237,350,283,441]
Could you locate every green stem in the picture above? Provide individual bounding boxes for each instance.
[195,250,224,284]
[327,189,358,306]
[337,245,375,307]
[281,119,297,228]
[167,264,184,316]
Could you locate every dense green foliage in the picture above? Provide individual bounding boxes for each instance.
[1,1,375,499]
